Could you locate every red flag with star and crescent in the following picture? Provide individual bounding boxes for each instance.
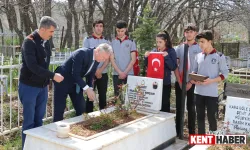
[146,52,164,79]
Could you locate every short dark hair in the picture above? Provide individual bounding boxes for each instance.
[184,23,197,32]
[93,20,104,27]
[196,30,213,41]
[156,30,173,49]
[116,20,127,29]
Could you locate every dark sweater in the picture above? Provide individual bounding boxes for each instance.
[19,30,55,88]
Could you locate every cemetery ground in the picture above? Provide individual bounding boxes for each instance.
[0,80,250,149]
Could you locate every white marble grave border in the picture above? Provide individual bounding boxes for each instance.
[42,107,154,141]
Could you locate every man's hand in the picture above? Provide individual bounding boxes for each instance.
[118,72,127,79]
[162,52,168,57]
[186,82,192,91]
[53,73,64,83]
[95,69,102,79]
[178,80,182,89]
[86,88,95,101]
[145,51,150,57]
[27,34,33,40]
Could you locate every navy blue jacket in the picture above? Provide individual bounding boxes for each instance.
[144,48,177,85]
[19,30,54,88]
[55,48,99,88]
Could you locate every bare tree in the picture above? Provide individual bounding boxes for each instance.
[2,0,24,44]
[18,0,37,35]
[44,0,52,16]
[71,0,79,49]
[61,1,73,49]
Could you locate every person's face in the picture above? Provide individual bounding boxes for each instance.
[116,28,126,38]
[156,37,166,50]
[184,30,197,41]
[40,26,55,40]
[93,23,104,35]
[198,38,212,53]
[94,48,110,62]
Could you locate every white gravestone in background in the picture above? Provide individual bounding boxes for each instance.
[225,56,231,70]
[224,96,250,135]
[125,76,163,111]
[248,51,250,69]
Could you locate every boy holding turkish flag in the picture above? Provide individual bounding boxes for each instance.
[144,31,177,112]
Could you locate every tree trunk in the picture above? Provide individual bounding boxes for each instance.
[71,0,79,49]
[0,19,4,45]
[44,0,52,16]
[62,6,73,49]
[103,0,114,40]
[30,4,38,30]
[19,0,33,35]
[5,0,24,44]
[248,30,250,44]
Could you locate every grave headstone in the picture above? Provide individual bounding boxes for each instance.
[225,56,231,70]
[247,51,250,69]
[125,76,163,111]
[224,96,250,135]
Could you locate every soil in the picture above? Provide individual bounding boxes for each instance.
[70,111,145,137]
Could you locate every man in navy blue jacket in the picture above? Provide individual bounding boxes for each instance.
[53,43,112,122]
[19,16,64,149]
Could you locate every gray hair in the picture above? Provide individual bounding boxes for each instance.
[39,16,57,29]
[97,43,113,54]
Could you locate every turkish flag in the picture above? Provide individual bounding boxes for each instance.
[146,52,164,79]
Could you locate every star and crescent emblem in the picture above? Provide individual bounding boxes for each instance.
[152,58,161,72]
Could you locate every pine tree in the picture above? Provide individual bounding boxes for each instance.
[132,4,160,75]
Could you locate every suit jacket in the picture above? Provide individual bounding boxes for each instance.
[19,30,54,88]
[55,48,99,88]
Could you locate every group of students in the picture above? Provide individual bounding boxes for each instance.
[83,21,229,137]
[144,24,229,136]
[19,16,229,149]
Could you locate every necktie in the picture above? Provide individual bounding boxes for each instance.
[76,60,95,94]
[84,60,95,76]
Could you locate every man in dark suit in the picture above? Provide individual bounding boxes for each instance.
[53,43,112,122]
[19,16,64,149]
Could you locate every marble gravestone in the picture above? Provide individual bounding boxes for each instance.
[247,51,250,69]
[224,83,250,135]
[125,75,163,111]
[224,96,250,135]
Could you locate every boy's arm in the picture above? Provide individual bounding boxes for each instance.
[124,51,136,74]
[124,41,137,75]
[203,55,229,85]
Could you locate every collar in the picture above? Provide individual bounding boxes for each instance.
[157,47,168,51]
[183,41,197,45]
[92,33,103,39]
[116,35,128,42]
[32,29,43,42]
[202,49,216,54]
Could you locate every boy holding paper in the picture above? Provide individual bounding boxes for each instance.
[192,30,229,134]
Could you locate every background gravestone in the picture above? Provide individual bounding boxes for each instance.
[225,96,250,135]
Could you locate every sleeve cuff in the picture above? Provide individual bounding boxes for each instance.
[219,74,225,80]
[83,85,89,91]
[50,72,55,79]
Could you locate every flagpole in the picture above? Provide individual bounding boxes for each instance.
[179,44,189,140]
